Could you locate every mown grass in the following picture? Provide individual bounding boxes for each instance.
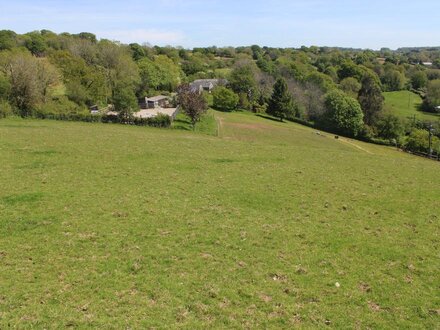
[383,90,440,122]
[172,110,218,136]
[0,112,439,328]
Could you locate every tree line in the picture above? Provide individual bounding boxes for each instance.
[0,30,439,155]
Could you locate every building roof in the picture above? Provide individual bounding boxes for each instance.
[192,79,215,88]
[190,79,228,89]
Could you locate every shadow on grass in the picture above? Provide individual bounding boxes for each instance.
[415,104,440,118]
[256,114,283,123]
[172,118,191,131]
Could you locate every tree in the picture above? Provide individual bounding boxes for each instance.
[97,41,140,102]
[381,69,405,91]
[358,75,384,126]
[6,54,58,116]
[229,60,258,108]
[376,112,404,141]
[177,83,208,128]
[182,53,207,76]
[338,60,365,81]
[36,59,60,102]
[68,38,98,65]
[0,30,17,50]
[24,32,47,56]
[113,84,138,122]
[138,55,181,92]
[287,79,325,121]
[423,79,440,112]
[129,43,146,61]
[267,78,295,121]
[212,87,239,111]
[323,90,364,137]
[49,50,108,106]
[340,77,361,98]
[153,55,182,91]
[305,72,335,92]
[410,71,428,89]
[76,32,97,43]
[138,58,162,91]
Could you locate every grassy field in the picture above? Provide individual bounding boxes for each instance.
[172,110,218,136]
[0,111,439,328]
[383,90,440,122]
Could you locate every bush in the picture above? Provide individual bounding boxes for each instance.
[212,86,239,112]
[376,113,404,141]
[410,71,428,90]
[0,73,11,100]
[0,100,12,118]
[238,92,251,110]
[405,129,430,153]
[422,79,440,113]
[33,96,91,120]
[133,114,171,128]
[358,124,375,140]
[252,102,267,114]
[101,114,119,123]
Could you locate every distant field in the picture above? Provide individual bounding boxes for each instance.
[0,112,439,328]
[383,90,440,122]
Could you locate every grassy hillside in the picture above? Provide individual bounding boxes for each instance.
[383,90,440,122]
[0,112,439,328]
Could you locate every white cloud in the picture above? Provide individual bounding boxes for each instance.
[97,29,186,45]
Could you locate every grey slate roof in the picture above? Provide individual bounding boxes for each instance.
[189,79,228,91]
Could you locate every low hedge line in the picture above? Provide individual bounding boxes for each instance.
[102,114,171,127]
[31,112,172,128]
[34,112,102,122]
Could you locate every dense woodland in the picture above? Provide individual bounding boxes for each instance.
[0,30,439,155]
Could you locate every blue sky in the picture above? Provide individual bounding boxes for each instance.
[0,0,439,49]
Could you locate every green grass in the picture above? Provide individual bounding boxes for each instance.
[172,110,218,136]
[383,90,440,122]
[0,112,439,328]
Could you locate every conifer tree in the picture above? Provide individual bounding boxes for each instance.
[267,78,294,121]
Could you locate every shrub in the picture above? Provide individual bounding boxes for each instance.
[101,114,119,123]
[405,129,430,153]
[34,96,87,118]
[358,124,375,140]
[0,73,11,100]
[252,102,267,114]
[212,86,239,112]
[0,100,12,118]
[422,79,440,113]
[376,113,404,141]
[238,92,251,110]
[133,114,171,128]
